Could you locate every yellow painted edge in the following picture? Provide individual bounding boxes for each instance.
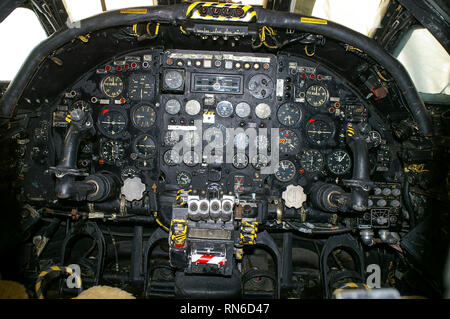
[301,17,328,25]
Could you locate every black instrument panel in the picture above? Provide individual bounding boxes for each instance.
[49,49,384,195]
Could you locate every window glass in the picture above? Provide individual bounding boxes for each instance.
[0,8,47,81]
[395,27,450,97]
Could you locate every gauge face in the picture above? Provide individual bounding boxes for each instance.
[98,107,128,138]
[204,123,229,148]
[255,103,271,119]
[71,100,91,112]
[164,70,184,90]
[235,102,251,118]
[216,101,233,118]
[192,74,242,94]
[279,129,300,154]
[277,103,302,126]
[185,100,201,116]
[251,154,269,170]
[256,135,268,150]
[163,131,180,147]
[367,130,382,148]
[165,99,181,115]
[306,85,328,107]
[101,75,123,98]
[128,74,155,101]
[183,150,200,166]
[163,149,181,166]
[232,174,246,193]
[133,134,156,159]
[131,104,156,130]
[248,74,274,99]
[176,171,192,188]
[234,133,249,150]
[275,160,296,182]
[121,166,139,181]
[101,140,125,162]
[182,131,201,147]
[306,119,334,145]
[232,153,248,169]
[327,150,351,175]
[299,149,324,173]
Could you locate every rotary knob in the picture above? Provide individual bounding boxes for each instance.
[120,177,146,202]
[282,185,307,209]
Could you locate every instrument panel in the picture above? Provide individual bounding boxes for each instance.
[50,49,385,196]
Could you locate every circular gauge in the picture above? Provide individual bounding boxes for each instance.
[185,100,201,116]
[306,119,335,145]
[100,140,125,162]
[216,101,233,118]
[279,129,300,154]
[299,149,324,173]
[232,153,248,169]
[255,103,271,119]
[306,85,328,107]
[367,130,382,148]
[128,74,155,101]
[71,100,91,112]
[204,123,229,148]
[256,134,268,150]
[163,149,181,166]
[133,134,156,159]
[97,107,128,138]
[277,103,302,126]
[251,154,269,170]
[248,74,274,99]
[234,132,249,149]
[183,150,200,167]
[165,99,181,115]
[131,104,156,130]
[176,171,192,188]
[275,160,296,182]
[163,131,180,147]
[182,131,201,147]
[235,102,251,118]
[327,150,351,175]
[101,75,123,98]
[121,166,140,181]
[164,70,184,90]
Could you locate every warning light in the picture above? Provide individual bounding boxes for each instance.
[120,98,126,104]
[105,65,111,71]
[116,66,122,71]
[309,118,316,124]
[131,62,137,68]
[124,64,129,69]
[102,109,109,115]
[310,74,315,79]
[299,169,305,174]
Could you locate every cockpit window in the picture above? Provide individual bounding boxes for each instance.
[394,27,450,102]
[0,8,47,81]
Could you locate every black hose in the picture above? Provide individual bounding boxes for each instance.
[402,179,416,229]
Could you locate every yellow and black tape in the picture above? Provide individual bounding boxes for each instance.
[186,2,257,23]
[170,219,188,247]
[239,220,258,245]
[347,123,355,137]
[35,265,82,299]
[332,281,370,297]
